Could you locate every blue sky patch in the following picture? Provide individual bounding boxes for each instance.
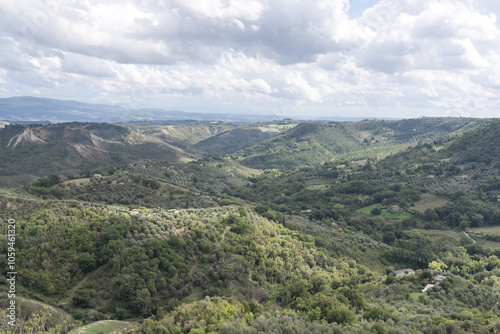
[347,0,378,18]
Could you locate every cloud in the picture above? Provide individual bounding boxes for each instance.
[0,0,500,118]
[0,37,37,72]
[61,53,117,77]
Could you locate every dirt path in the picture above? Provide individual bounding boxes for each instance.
[58,265,105,305]
[463,230,476,243]
[216,226,231,249]
[71,267,101,296]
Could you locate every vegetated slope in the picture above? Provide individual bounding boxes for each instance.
[237,123,362,169]
[0,123,185,179]
[124,121,244,146]
[372,118,500,198]
[439,118,500,164]
[0,196,385,325]
[30,160,236,208]
[2,145,500,333]
[235,118,483,170]
[194,128,277,155]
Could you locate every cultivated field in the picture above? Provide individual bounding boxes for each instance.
[357,204,413,220]
[412,194,450,213]
[470,226,500,235]
[406,229,463,241]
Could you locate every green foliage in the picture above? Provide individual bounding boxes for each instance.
[195,128,277,155]
[2,117,500,334]
[0,306,80,333]
[31,175,62,188]
[234,118,482,170]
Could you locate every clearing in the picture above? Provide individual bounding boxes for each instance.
[18,297,72,323]
[356,204,413,220]
[406,229,463,241]
[412,194,450,213]
[408,292,425,301]
[470,226,500,235]
[70,320,136,334]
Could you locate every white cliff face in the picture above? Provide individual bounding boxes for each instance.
[90,133,124,149]
[7,128,47,148]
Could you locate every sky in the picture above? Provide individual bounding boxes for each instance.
[1,0,500,119]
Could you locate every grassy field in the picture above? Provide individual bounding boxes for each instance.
[264,124,298,130]
[478,240,500,249]
[408,292,425,301]
[357,204,414,220]
[227,176,247,187]
[305,184,329,191]
[406,229,463,241]
[63,178,92,186]
[469,226,500,249]
[357,204,379,215]
[18,297,73,323]
[70,320,136,334]
[412,194,450,213]
[470,226,500,235]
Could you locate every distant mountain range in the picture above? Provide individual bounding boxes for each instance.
[0,96,396,123]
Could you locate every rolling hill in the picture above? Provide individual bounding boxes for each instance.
[1,116,500,334]
[234,118,484,169]
[0,122,186,181]
[194,128,279,155]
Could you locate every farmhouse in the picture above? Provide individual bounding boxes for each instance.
[128,209,140,216]
[391,205,403,212]
[93,173,102,179]
[434,275,446,284]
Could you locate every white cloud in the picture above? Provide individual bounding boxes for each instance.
[62,53,117,77]
[0,0,500,118]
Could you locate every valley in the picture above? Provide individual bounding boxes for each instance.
[0,116,499,333]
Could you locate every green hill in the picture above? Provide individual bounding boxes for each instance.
[2,117,500,334]
[235,118,483,169]
[194,128,277,155]
[439,118,500,164]
[371,118,500,198]
[124,121,244,146]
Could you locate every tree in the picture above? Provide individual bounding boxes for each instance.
[428,261,441,271]
[326,306,355,325]
[383,232,396,245]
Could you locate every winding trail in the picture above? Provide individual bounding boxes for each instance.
[462,230,476,243]
[59,265,106,305]
[216,225,231,249]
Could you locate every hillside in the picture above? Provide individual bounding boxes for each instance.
[439,118,500,164]
[235,118,483,169]
[194,128,278,155]
[124,121,244,146]
[0,123,186,181]
[1,117,500,334]
[370,118,500,198]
